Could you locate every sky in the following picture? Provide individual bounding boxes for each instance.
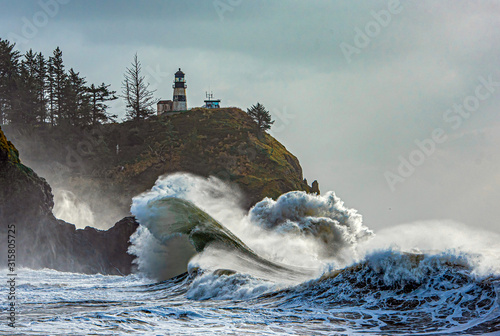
[1,0,500,233]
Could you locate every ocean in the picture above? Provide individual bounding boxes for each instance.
[2,173,499,335]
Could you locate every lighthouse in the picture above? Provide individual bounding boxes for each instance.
[172,68,187,111]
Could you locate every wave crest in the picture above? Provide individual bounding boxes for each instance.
[249,191,374,259]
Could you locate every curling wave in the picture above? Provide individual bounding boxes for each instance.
[129,173,375,281]
[132,196,316,282]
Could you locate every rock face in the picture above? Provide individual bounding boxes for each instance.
[311,180,320,195]
[4,108,319,227]
[0,126,138,274]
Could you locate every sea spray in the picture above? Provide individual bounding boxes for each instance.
[53,189,95,228]
[248,191,374,262]
[132,196,316,283]
[9,174,500,335]
[132,173,246,227]
[130,173,375,280]
[358,220,500,277]
[130,173,500,287]
[128,226,196,281]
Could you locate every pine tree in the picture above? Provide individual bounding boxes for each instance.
[61,68,89,126]
[246,102,274,132]
[34,52,48,124]
[121,53,156,121]
[88,83,117,125]
[10,49,39,125]
[0,40,117,127]
[0,38,20,125]
[48,47,66,125]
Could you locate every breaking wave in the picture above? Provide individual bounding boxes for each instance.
[130,173,374,281]
[125,173,500,334]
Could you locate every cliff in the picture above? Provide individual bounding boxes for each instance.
[4,107,318,227]
[0,126,137,274]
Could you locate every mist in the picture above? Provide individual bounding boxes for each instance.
[2,125,128,230]
[53,190,95,228]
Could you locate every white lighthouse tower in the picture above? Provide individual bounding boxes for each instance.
[172,68,187,111]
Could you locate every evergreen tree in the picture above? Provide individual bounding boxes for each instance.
[88,83,117,125]
[0,40,116,127]
[0,38,20,125]
[246,102,274,132]
[121,53,156,121]
[61,68,89,126]
[34,52,48,124]
[48,47,66,125]
[11,49,39,125]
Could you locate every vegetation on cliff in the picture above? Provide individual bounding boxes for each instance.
[114,107,317,205]
[0,125,53,213]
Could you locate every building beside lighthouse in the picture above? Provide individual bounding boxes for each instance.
[157,99,173,114]
[203,92,221,109]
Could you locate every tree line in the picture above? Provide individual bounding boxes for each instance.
[0,37,276,131]
[0,38,117,127]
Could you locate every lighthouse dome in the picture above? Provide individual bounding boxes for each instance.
[175,68,185,77]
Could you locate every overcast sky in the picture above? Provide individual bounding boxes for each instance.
[1,0,500,233]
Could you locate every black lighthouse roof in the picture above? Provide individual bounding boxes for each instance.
[175,68,184,76]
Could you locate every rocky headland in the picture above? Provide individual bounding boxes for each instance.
[0,108,319,274]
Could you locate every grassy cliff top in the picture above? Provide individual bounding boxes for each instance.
[113,107,316,206]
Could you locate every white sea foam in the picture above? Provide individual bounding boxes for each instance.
[248,191,374,263]
[130,173,375,280]
[186,272,276,301]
